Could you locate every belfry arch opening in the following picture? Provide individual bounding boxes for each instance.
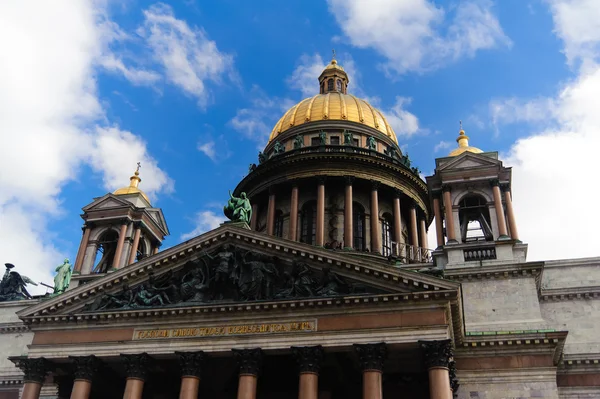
[458,195,493,242]
[93,229,119,273]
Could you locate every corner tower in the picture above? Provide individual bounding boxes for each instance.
[70,166,169,287]
[426,125,525,267]
[235,57,432,263]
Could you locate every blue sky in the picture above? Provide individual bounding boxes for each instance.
[1,0,599,291]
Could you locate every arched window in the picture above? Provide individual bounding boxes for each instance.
[336,80,342,92]
[381,213,394,256]
[353,202,366,251]
[300,201,317,245]
[458,195,493,242]
[274,210,284,238]
[93,229,119,273]
[136,238,148,262]
[327,79,334,91]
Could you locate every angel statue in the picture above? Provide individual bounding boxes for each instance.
[53,258,72,296]
[0,263,38,302]
[224,191,252,224]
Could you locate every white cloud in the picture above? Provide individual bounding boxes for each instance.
[490,96,557,128]
[382,97,421,137]
[139,3,235,107]
[327,0,511,74]
[495,0,600,261]
[197,140,217,161]
[181,210,226,241]
[0,1,172,293]
[433,141,453,153]
[98,54,161,85]
[288,54,327,97]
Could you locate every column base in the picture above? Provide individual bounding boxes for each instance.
[497,235,511,241]
[445,239,459,245]
[343,247,354,251]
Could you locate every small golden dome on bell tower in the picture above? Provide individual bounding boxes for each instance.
[113,162,151,203]
[449,121,483,156]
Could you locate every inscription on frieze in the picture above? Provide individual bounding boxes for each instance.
[134,320,317,340]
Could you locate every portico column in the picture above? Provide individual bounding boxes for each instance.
[344,177,354,249]
[420,340,453,399]
[74,224,92,273]
[490,180,509,238]
[152,243,160,255]
[316,178,326,247]
[419,217,428,250]
[250,203,259,231]
[11,357,49,399]
[393,191,402,255]
[233,348,263,399]
[289,184,299,241]
[176,351,204,399]
[69,355,99,399]
[354,343,387,399]
[121,353,150,399]
[127,223,142,265]
[503,186,519,241]
[113,220,129,269]
[432,196,444,248]
[266,189,276,236]
[370,182,381,254]
[292,346,324,399]
[442,186,456,243]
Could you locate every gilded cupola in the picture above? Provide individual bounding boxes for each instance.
[113,163,151,203]
[448,122,483,156]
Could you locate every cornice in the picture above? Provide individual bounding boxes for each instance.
[0,322,30,334]
[444,262,544,283]
[541,286,600,301]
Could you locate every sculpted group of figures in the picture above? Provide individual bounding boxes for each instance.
[87,245,369,311]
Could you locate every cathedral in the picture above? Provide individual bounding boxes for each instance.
[1,58,598,399]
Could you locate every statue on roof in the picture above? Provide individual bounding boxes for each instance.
[0,263,38,302]
[224,191,252,224]
[52,258,72,296]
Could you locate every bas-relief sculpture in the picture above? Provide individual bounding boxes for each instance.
[224,191,252,224]
[85,245,371,311]
[0,263,38,302]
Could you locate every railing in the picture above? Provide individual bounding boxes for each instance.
[391,242,433,264]
[463,246,496,261]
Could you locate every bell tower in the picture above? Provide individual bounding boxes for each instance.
[70,165,169,287]
[426,125,526,268]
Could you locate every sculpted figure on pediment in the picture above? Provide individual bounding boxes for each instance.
[82,246,377,312]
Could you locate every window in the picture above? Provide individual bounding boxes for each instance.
[353,138,360,147]
[330,136,340,145]
[135,239,147,262]
[336,80,342,91]
[381,213,394,257]
[353,202,366,250]
[274,210,284,238]
[93,230,119,273]
[327,79,334,91]
[458,195,493,242]
[300,201,317,245]
[311,137,321,146]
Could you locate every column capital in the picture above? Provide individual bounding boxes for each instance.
[344,176,355,185]
[121,353,151,380]
[292,345,324,374]
[370,180,380,190]
[316,176,327,185]
[83,222,95,230]
[394,189,402,199]
[176,351,204,378]
[133,221,143,229]
[489,178,500,187]
[419,339,453,369]
[155,242,162,249]
[354,343,387,372]
[69,355,100,381]
[441,184,452,193]
[500,183,511,193]
[10,357,50,384]
[233,348,263,376]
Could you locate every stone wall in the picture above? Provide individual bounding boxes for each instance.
[457,369,559,399]
[0,300,36,385]
[461,277,548,331]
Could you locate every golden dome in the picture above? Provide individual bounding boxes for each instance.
[113,164,150,203]
[269,93,397,144]
[448,124,483,156]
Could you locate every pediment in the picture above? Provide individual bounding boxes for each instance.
[144,208,169,235]
[82,193,133,212]
[437,152,501,172]
[19,225,460,322]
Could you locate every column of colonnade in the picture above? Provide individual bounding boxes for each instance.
[259,177,428,256]
[12,340,455,399]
